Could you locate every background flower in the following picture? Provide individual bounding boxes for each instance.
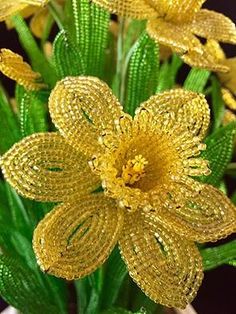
[92,0,236,71]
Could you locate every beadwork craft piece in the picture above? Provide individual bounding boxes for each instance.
[0,49,46,90]
[92,0,236,71]
[1,76,236,308]
[0,0,49,22]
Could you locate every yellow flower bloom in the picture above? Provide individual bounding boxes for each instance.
[1,0,64,39]
[0,0,49,23]
[0,48,46,90]
[92,0,236,71]
[1,76,236,308]
[205,40,236,112]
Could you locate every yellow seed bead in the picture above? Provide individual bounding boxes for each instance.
[122,155,148,185]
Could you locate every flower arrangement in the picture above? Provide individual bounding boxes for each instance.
[0,1,236,313]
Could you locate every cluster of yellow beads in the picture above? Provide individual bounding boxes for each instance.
[122,155,148,185]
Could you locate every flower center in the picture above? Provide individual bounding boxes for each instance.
[122,155,148,186]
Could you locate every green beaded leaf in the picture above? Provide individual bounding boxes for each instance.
[0,183,10,224]
[0,184,68,313]
[155,61,169,93]
[125,32,159,116]
[0,85,20,154]
[19,89,49,137]
[0,226,18,256]
[53,30,85,78]
[184,68,210,93]
[0,224,39,272]
[201,240,236,271]
[67,0,110,78]
[11,15,58,88]
[228,260,236,266]
[211,76,225,131]
[123,20,146,57]
[75,269,103,314]
[5,183,32,235]
[156,54,182,93]
[198,122,236,187]
[100,247,127,309]
[0,255,66,314]
[103,30,116,85]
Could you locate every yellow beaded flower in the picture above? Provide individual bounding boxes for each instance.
[0,0,49,23]
[212,43,236,112]
[0,49,46,90]
[1,0,64,39]
[1,76,236,308]
[202,40,236,124]
[92,0,236,71]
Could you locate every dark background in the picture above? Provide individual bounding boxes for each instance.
[0,1,236,313]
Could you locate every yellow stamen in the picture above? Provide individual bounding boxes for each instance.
[122,155,148,185]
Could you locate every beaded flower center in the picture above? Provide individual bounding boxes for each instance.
[122,155,148,185]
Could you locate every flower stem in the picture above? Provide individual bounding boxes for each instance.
[11,15,58,88]
[48,0,64,31]
[120,40,137,108]
[113,18,125,103]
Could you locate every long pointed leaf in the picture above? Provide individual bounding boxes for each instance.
[198,122,236,187]
[201,241,236,271]
[0,255,66,314]
[125,32,159,116]
[0,85,20,154]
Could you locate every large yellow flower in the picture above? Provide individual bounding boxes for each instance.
[1,77,236,308]
[92,0,236,71]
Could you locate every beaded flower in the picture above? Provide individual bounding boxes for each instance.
[0,0,49,23]
[1,76,236,308]
[0,49,45,91]
[1,0,64,39]
[201,40,236,124]
[211,41,236,112]
[92,0,236,71]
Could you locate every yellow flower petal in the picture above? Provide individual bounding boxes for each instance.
[182,48,229,73]
[30,8,49,38]
[150,184,236,243]
[223,109,236,126]
[0,1,26,22]
[20,0,49,6]
[92,0,157,19]
[18,0,50,8]
[119,212,203,308]
[0,133,99,202]
[205,39,226,62]
[5,5,39,29]
[0,0,49,21]
[149,0,206,23]
[191,9,236,44]
[221,88,236,111]
[49,76,123,157]
[218,58,236,94]
[33,194,123,280]
[136,89,210,141]
[0,49,46,90]
[146,19,203,55]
